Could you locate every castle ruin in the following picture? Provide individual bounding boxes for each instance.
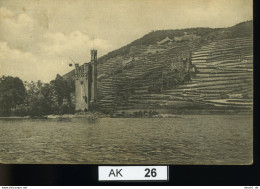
[180,51,197,73]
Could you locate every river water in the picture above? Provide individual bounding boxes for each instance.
[0,114,253,164]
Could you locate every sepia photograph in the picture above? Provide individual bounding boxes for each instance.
[0,0,253,164]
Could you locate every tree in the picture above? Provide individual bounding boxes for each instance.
[0,76,26,116]
[51,74,74,107]
[24,80,58,116]
[64,77,75,107]
[50,74,65,106]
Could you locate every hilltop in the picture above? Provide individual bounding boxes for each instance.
[63,21,252,80]
[64,20,253,114]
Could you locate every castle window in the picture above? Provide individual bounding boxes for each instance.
[81,81,83,84]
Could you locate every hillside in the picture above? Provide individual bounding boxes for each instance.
[63,20,253,113]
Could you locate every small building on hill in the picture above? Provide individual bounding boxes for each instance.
[174,33,198,42]
[156,37,173,45]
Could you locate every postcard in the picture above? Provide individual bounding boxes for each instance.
[0,0,253,164]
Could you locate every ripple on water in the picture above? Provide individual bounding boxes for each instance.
[0,114,253,164]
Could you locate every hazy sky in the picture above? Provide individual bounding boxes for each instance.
[0,0,253,82]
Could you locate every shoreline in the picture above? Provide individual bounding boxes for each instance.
[0,111,253,119]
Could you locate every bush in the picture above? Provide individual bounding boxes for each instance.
[27,97,52,117]
[11,106,28,117]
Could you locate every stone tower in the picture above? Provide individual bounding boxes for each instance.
[91,49,97,102]
[74,50,98,111]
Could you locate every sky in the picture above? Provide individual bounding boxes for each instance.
[0,0,253,82]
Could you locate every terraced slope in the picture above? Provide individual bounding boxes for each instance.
[129,37,253,112]
[96,41,198,111]
[63,20,253,113]
[188,37,253,109]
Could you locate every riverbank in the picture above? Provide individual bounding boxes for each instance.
[111,108,252,118]
[0,111,109,120]
[0,108,252,119]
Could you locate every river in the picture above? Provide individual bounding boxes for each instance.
[0,114,253,164]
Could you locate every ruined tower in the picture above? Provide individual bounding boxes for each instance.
[180,51,193,72]
[74,50,98,111]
